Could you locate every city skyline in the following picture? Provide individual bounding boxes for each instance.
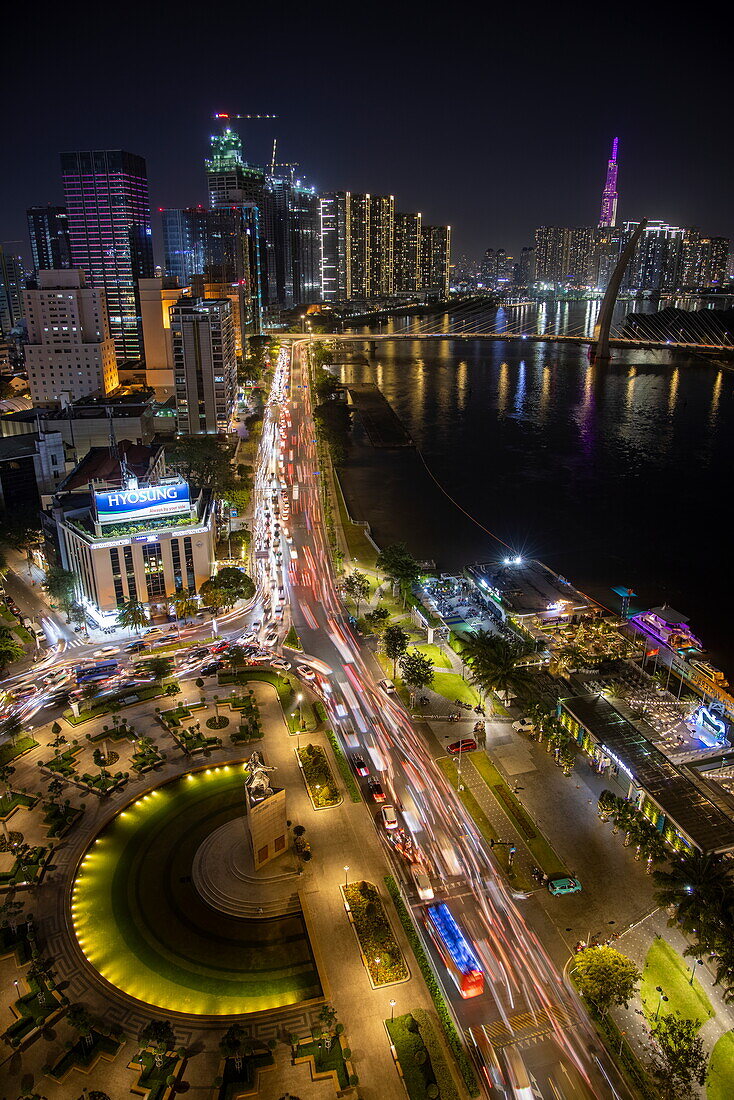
[2,6,732,262]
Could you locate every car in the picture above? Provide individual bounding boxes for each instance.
[378,678,396,694]
[188,646,210,659]
[251,620,262,632]
[447,738,477,755]
[512,717,536,735]
[200,660,223,676]
[353,755,369,777]
[210,641,230,653]
[368,777,386,802]
[547,874,582,896]
[270,658,290,671]
[125,639,148,653]
[143,626,165,638]
[296,664,316,681]
[411,865,434,901]
[380,805,398,830]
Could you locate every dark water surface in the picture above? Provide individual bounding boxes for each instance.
[335,332,734,674]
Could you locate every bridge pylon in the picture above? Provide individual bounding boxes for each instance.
[591,219,647,364]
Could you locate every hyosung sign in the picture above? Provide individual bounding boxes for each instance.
[95,480,191,526]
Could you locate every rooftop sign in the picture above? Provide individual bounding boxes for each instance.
[95,480,191,526]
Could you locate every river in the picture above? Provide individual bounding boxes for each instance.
[334,304,734,675]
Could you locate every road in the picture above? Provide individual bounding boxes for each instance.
[262,341,632,1099]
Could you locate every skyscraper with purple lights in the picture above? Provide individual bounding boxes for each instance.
[598,137,619,228]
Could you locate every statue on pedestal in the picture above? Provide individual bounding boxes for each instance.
[245,751,277,798]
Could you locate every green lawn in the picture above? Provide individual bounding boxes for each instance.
[640,937,714,1026]
[0,736,38,766]
[414,644,451,669]
[436,758,533,892]
[72,767,322,1014]
[468,753,566,877]
[430,671,480,707]
[333,472,378,567]
[708,1030,734,1100]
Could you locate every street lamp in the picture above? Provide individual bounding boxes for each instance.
[375,956,381,983]
[390,998,396,1021]
[689,958,703,986]
[344,865,350,887]
[297,693,303,729]
[654,986,669,1020]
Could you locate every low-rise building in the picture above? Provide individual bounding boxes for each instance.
[0,431,66,511]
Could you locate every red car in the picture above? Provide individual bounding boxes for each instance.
[210,642,230,654]
[368,777,386,803]
[353,755,369,777]
[447,738,477,755]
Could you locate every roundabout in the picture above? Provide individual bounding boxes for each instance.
[71,764,322,1016]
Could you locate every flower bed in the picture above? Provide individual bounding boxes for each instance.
[4,977,60,1046]
[326,729,361,803]
[129,1049,180,1100]
[297,1037,348,1087]
[42,801,83,837]
[343,880,408,984]
[0,792,39,817]
[297,744,341,807]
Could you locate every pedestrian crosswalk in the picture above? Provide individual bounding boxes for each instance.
[468,1001,577,1050]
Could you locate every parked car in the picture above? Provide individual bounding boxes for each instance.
[368,777,386,803]
[512,717,536,735]
[447,738,477,755]
[547,874,582,896]
[352,755,369,777]
[380,805,398,830]
[378,678,396,694]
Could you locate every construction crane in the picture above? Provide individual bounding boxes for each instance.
[269,138,300,181]
[213,112,278,128]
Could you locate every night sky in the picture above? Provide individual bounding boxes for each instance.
[4,3,731,264]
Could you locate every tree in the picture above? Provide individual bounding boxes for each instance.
[376,544,421,604]
[384,625,409,678]
[214,566,255,609]
[144,657,172,684]
[219,1023,247,1071]
[68,1004,95,1048]
[343,571,370,617]
[138,1019,175,1068]
[653,850,732,941]
[399,649,435,702]
[225,645,246,671]
[1,714,22,745]
[364,605,390,634]
[0,763,16,803]
[461,630,531,702]
[646,1012,708,1099]
[81,683,100,712]
[0,630,24,673]
[3,515,42,575]
[116,599,149,634]
[168,435,232,490]
[199,580,228,613]
[572,945,641,1015]
[43,566,78,621]
[172,588,197,624]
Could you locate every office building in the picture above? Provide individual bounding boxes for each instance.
[61,150,153,362]
[23,270,118,405]
[320,192,349,300]
[0,247,26,338]
[680,231,730,289]
[46,442,215,624]
[170,297,236,435]
[289,182,321,304]
[421,225,451,298]
[394,212,422,294]
[27,206,71,272]
[534,227,594,286]
[139,276,189,395]
[598,137,619,228]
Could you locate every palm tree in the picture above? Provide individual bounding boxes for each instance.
[68,1004,95,1048]
[116,599,149,634]
[219,1023,247,1071]
[653,850,732,937]
[172,587,197,625]
[138,1019,175,1068]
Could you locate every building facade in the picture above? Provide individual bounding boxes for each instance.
[61,150,153,362]
[598,137,619,228]
[139,276,189,395]
[369,195,395,297]
[534,227,595,286]
[23,270,118,405]
[170,298,236,434]
[394,212,422,294]
[0,247,26,338]
[421,225,451,298]
[27,206,72,272]
[0,431,66,511]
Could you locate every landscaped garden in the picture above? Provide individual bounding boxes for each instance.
[343,879,408,985]
[71,766,322,1014]
[707,1030,734,1100]
[640,936,714,1026]
[387,1010,458,1100]
[297,743,341,807]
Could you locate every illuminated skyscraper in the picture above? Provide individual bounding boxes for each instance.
[27,206,71,272]
[394,212,422,294]
[598,137,619,228]
[420,225,451,298]
[61,150,153,362]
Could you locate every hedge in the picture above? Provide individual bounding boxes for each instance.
[326,729,361,802]
[384,875,479,1097]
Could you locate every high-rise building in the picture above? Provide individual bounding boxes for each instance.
[60,150,153,362]
[289,182,321,305]
[534,227,594,286]
[369,196,394,297]
[320,192,348,300]
[516,246,535,287]
[0,247,26,337]
[139,276,189,396]
[681,230,730,289]
[421,225,451,298]
[394,212,422,294]
[27,206,72,272]
[170,297,237,435]
[162,207,248,286]
[622,220,685,292]
[598,137,619,228]
[23,270,118,404]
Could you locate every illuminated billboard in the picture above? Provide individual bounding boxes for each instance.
[95,480,191,526]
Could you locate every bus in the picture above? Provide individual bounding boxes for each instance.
[75,660,118,685]
[424,903,484,998]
